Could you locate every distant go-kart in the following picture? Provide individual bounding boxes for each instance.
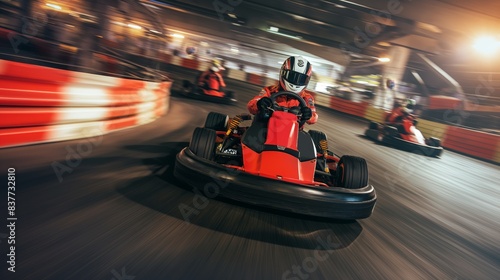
[174,91,377,220]
[180,78,237,105]
[364,118,443,158]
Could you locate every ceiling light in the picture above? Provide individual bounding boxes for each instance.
[228,13,237,18]
[127,23,142,30]
[171,33,185,39]
[378,57,390,63]
[269,26,279,32]
[473,36,499,55]
[46,3,62,10]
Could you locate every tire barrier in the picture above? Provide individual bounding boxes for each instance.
[0,59,171,148]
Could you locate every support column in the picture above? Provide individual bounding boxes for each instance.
[375,45,411,110]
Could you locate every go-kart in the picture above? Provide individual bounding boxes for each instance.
[174,91,377,220]
[364,117,443,158]
[179,78,237,105]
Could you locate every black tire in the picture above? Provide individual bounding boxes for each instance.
[369,121,378,130]
[225,91,234,99]
[426,137,441,147]
[182,80,191,88]
[189,127,216,160]
[335,156,369,189]
[204,112,228,131]
[182,80,193,93]
[308,130,327,152]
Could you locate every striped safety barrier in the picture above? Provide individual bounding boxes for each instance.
[0,59,171,148]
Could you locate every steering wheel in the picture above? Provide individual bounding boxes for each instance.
[268,91,309,125]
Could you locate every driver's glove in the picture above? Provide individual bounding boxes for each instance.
[301,107,312,121]
[257,97,273,111]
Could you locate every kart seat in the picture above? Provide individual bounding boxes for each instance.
[298,131,316,162]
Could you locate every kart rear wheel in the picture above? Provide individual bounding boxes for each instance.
[204,112,228,131]
[189,127,216,160]
[335,156,369,189]
[369,121,378,130]
[426,137,441,147]
[182,80,193,94]
[308,130,327,152]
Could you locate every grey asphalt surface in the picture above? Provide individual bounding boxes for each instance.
[0,69,499,280]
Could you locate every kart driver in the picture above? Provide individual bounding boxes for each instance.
[386,98,416,125]
[247,55,318,126]
[198,59,226,92]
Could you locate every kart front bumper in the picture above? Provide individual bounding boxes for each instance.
[174,148,377,220]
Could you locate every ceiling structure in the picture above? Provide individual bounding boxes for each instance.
[137,0,500,96]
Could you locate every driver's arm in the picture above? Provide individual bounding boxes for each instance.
[247,87,272,115]
[303,91,318,124]
[216,73,226,88]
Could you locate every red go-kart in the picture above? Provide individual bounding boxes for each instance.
[174,91,376,220]
[365,115,443,157]
[180,77,237,105]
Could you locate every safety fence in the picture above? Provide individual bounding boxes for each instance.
[0,59,172,148]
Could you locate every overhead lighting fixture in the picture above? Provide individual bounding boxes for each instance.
[230,47,239,53]
[200,42,209,47]
[46,3,62,10]
[171,33,185,39]
[269,26,279,32]
[127,23,142,30]
[378,57,391,63]
[473,36,499,55]
[228,13,237,19]
[150,30,162,34]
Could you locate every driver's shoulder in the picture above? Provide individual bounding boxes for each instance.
[266,85,280,93]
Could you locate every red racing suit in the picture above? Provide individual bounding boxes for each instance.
[198,70,226,91]
[247,84,318,125]
[386,106,407,124]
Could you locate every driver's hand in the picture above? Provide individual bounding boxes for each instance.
[257,97,273,110]
[301,107,312,121]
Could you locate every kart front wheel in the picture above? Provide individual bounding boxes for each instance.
[204,112,228,131]
[189,127,216,160]
[335,156,369,189]
[368,121,378,130]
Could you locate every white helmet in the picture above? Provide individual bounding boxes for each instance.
[279,56,312,93]
[210,59,224,72]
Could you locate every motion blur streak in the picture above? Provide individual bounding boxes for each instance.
[0,68,498,280]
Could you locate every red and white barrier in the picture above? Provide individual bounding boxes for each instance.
[0,60,172,148]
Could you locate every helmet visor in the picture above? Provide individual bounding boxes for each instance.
[281,70,310,86]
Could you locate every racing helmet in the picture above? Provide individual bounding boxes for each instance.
[406,98,416,110]
[210,59,224,72]
[279,56,312,94]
